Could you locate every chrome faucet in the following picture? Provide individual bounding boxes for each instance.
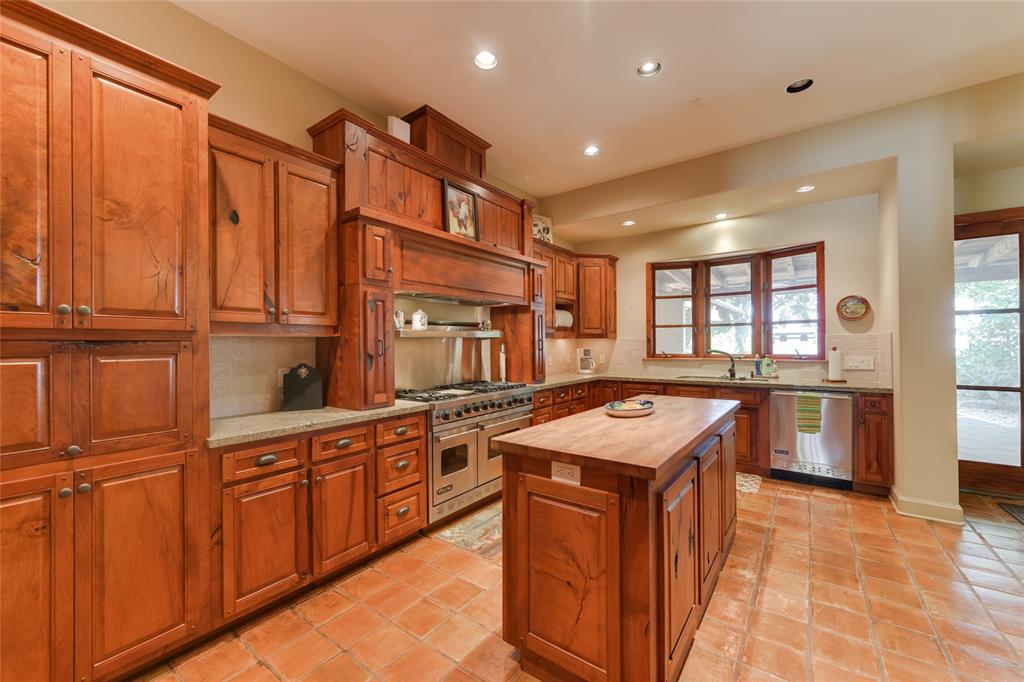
[708,349,736,379]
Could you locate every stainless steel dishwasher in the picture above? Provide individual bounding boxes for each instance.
[770,391,853,488]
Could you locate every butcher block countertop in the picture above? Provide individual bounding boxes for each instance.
[493,394,739,480]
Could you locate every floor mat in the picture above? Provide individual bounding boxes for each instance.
[737,473,762,494]
[432,502,503,559]
[999,503,1024,525]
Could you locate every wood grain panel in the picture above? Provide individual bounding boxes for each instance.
[854,394,893,486]
[398,235,528,304]
[376,484,425,546]
[72,54,197,331]
[0,471,74,682]
[0,24,72,329]
[362,224,393,284]
[662,463,698,681]
[313,453,373,575]
[0,341,71,469]
[698,441,722,602]
[376,440,423,495]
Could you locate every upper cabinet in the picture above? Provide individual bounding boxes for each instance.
[578,256,617,338]
[209,117,338,333]
[554,252,577,300]
[402,105,490,180]
[0,7,218,333]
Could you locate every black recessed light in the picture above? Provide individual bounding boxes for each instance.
[786,78,814,94]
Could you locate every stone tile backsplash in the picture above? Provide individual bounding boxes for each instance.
[210,336,316,418]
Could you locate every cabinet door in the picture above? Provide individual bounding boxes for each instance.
[312,454,374,576]
[533,307,546,383]
[71,54,198,331]
[363,288,394,407]
[606,261,617,337]
[0,24,72,330]
[1,471,74,682]
[377,484,426,546]
[554,254,576,299]
[531,264,546,305]
[363,224,393,284]
[515,475,620,682]
[277,160,337,327]
[377,440,423,495]
[733,408,756,468]
[71,342,192,457]
[698,442,722,601]
[538,249,556,333]
[855,396,893,486]
[622,382,665,398]
[1,341,72,469]
[662,465,698,680]
[720,423,738,543]
[75,450,200,680]
[222,470,308,618]
[577,258,607,336]
[666,386,714,399]
[209,132,275,323]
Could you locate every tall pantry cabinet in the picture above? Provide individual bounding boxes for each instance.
[0,3,219,680]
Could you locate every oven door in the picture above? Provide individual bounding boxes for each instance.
[477,410,533,485]
[432,424,478,506]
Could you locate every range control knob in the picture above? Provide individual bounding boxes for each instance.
[454,408,464,418]
[505,399,513,407]
[472,402,481,412]
[526,394,534,402]
[439,410,450,421]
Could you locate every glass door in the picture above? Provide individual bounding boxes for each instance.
[954,209,1024,493]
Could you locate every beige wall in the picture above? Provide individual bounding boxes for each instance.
[954,166,1024,214]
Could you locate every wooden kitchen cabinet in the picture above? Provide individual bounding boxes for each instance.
[75,450,202,680]
[362,224,394,284]
[854,394,894,487]
[623,382,666,398]
[554,253,577,300]
[0,341,72,470]
[402,105,490,179]
[376,484,426,546]
[0,470,74,682]
[210,117,339,331]
[312,453,374,576]
[327,286,394,409]
[531,262,546,306]
[577,256,617,338]
[719,421,738,548]
[488,304,545,385]
[222,469,309,618]
[531,407,553,425]
[376,439,424,495]
[570,398,588,415]
[697,439,722,603]
[590,380,621,408]
[661,462,699,682]
[534,245,557,333]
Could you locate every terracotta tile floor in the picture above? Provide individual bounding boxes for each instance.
[136,481,1024,682]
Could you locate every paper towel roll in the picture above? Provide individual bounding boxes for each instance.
[827,348,843,381]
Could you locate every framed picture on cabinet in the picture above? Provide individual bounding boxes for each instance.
[442,179,479,241]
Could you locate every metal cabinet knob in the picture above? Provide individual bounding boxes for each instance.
[394,426,409,436]
[229,210,239,225]
[56,304,72,315]
[65,444,82,457]
[77,483,92,494]
[300,479,309,487]
[315,475,323,484]
[58,488,73,499]
[76,305,92,316]
[335,438,352,449]
[282,308,289,316]
[394,460,410,470]
[396,505,411,517]
[268,306,277,315]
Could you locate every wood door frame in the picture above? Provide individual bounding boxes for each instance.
[954,206,1024,494]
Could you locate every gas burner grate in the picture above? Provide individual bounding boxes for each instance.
[436,381,528,394]
[395,390,462,403]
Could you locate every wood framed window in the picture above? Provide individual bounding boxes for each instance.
[646,242,825,360]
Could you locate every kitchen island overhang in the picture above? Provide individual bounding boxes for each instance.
[494,395,740,682]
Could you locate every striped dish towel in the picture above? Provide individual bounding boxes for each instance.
[796,394,822,434]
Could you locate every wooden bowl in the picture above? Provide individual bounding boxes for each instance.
[604,399,655,418]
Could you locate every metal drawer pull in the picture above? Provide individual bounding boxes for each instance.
[77,483,92,494]
[300,479,309,486]
[56,304,72,315]
[315,476,323,484]
[335,438,353,449]
[58,488,73,499]
[394,426,409,436]
[395,505,411,517]
[394,460,410,470]
[65,444,82,457]
[255,453,278,467]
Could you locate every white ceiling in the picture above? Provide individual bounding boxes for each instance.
[176,1,1024,198]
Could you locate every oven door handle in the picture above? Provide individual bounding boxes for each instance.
[478,415,533,433]
[434,430,475,445]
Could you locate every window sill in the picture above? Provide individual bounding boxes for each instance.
[644,356,826,363]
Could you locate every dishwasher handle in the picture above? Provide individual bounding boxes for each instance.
[771,391,852,400]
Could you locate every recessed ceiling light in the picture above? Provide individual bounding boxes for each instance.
[474,51,498,70]
[786,78,814,93]
[636,60,662,78]
[795,185,816,193]
[583,145,600,157]
[715,213,729,220]
[622,220,636,227]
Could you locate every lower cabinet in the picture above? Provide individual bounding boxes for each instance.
[222,469,309,619]
[854,394,894,487]
[312,454,374,576]
[719,422,738,547]
[697,439,722,602]
[661,462,699,682]
[531,407,553,425]
[622,382,665,398]
[590,380,621,408]
[377,484,426,546]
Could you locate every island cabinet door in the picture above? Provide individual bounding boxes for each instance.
[515,474,620,682]
[719,422,738,546]
[312,453,374,576]
[661,463,699,682]
[698,440,723,602]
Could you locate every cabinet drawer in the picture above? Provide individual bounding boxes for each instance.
[665,386,714,399]
[553,387,573,404]
[713,387,762,407]
[223,440,303,483]
[570,399,588,415]
[571,384,589,400]
[377,440,423,495]
[377,485,426,546]
[315,424,373,461]
[532,408,553,426]
[622,382,665,397]
[533,390,554,408]
[860,395,888,413]
[553,404,571,420]
[376,414,425,447]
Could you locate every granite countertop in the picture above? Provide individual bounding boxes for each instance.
[208,401,429,449]
[537,373,892,395]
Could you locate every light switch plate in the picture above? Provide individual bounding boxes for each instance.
[844,356,874,370]
[552,461,581,486]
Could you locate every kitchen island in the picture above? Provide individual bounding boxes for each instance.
[493,395,740,682]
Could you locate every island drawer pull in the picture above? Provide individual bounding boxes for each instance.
[255,453,278,467]
[394,426,409,436]
[335,438,353,449]
[395,505,411,517]
[393,460,410,470]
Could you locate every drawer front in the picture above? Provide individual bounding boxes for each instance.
[713,387,762,407]
[570,399,588,415]
[666,386,714,399]
[860,395,888,413]
[533,390,554,409]
[553,404,571,420]
[532,408,553,426]
[376,440,423,495]
[223,440,303,483]
[571,384,589,401]
[376,414,425,447]
[553,387,573,404]
[377,485,426,546]
[622,382,665,397]
[315,424,373,462]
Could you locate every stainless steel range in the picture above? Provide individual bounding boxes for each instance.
[397,381,535,522]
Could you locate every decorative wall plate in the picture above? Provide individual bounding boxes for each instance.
[836,295,870,321]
